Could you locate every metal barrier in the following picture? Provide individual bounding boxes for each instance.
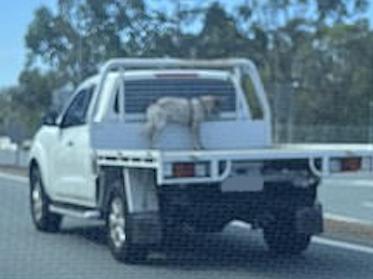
[0,149,29,167]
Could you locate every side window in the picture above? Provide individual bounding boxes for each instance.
[61,86,94,128]
[241,75,263,119]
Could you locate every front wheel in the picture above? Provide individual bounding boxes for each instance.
[29,166,62,232]
[263,214,311,255]
[106,189,148,264]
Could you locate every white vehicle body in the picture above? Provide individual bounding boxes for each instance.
[28,58,373,262]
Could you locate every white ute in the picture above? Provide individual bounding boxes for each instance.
[29,58,373,263]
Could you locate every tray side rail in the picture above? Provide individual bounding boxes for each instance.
[96,147,373,185]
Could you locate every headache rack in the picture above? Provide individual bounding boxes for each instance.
[89,58,271,129]
[123,78,237,115]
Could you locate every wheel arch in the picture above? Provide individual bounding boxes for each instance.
[29,158,38,176]
[103,166,162,253]
[28,141,51,189]
[28,156,53,200]
[99,167,160,215]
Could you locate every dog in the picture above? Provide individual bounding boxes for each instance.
[144,95,221,149]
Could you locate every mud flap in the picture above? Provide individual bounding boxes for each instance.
[123,169,162,245]
[128,211,162,244]
[295,203,323,235]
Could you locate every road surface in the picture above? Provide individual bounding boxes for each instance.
[321,178,373,224]
[0,174,373,279]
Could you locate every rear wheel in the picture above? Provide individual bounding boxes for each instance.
[107,189,148,264]
[263,213,311,255]
[29,165,62,232]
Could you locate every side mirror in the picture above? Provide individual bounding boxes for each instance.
[42,111,59,126]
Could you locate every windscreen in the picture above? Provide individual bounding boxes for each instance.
[123,78,236,114]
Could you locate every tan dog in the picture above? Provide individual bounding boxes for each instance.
[144,96,220,149]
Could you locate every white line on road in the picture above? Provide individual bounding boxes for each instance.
[235,213,373,228]
[362,201,373,209]
[233,221,373,256]
[322,179,373,188]
[0,172,28,184]
[313,237,373,255]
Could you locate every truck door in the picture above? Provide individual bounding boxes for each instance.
[52,86,96,207]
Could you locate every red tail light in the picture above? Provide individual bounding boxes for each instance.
[173,163,195,177]
[341,158,361,172]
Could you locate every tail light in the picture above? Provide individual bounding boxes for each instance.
[164,162,210,178]
[330,157,369,173]
[341,158,361,172]
[173,163,195,177]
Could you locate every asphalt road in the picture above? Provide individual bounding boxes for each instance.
[320,178,373,223]
[1,175,373,279]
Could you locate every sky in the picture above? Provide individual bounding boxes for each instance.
[0,1,373,89]
[0,1,56,88]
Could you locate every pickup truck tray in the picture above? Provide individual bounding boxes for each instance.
[96,144,373,185]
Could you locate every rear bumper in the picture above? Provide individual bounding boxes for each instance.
[295,203,323,235]
[158,146,373,184]
[96,146,373,187]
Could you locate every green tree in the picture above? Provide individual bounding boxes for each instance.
[25,0,149,84]
[2,0,373,141]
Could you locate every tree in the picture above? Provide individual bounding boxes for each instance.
[25,0,150,84]
[195,3,250,58]
[1,0,373,141]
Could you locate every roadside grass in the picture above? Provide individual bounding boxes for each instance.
[322,219,373,247]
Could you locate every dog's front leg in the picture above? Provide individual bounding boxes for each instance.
[150,119,167,149]
[149,128,156,149]
[191,123,203,150]
[145,122,156,149]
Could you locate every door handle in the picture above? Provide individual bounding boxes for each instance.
[67,141,74,147]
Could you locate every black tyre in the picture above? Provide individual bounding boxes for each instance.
[29,165,62,232]
[107,188,148,264]
[263,214,311,255]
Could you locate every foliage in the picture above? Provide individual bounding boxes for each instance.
[1,0,373,141]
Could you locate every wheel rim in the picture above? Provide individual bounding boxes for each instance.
[31,179,43,222]
[109,197,126,249]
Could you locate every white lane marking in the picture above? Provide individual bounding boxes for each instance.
[232,221,373,256]
[322,180,373,188]
[313,237,373,255]
[234,214,373,228]
[324,213,373,226]
[0,172,28,184]
[362,201,373,209]
[233,213,373,230]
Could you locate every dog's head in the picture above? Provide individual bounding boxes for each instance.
[200,95,222,117]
